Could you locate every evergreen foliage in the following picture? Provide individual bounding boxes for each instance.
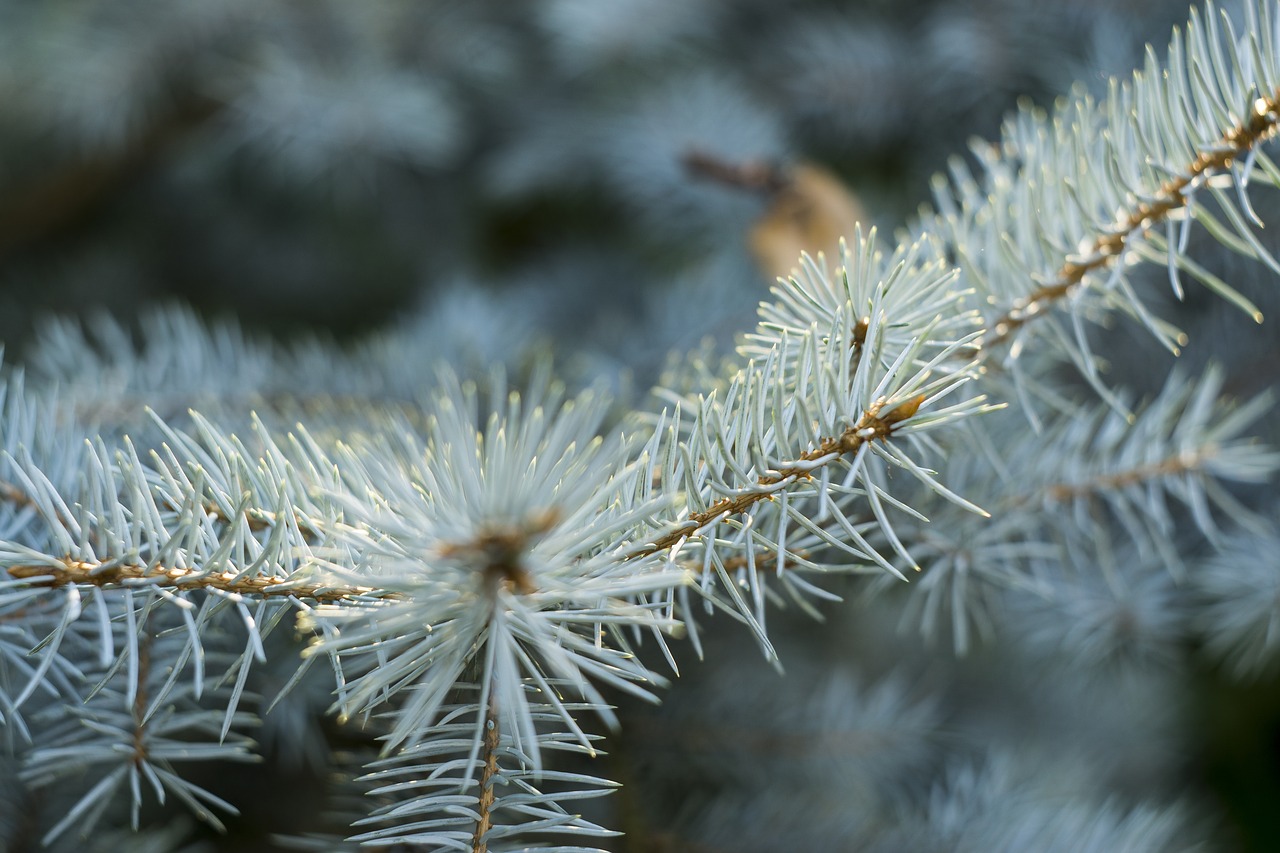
[2,0,1280,849]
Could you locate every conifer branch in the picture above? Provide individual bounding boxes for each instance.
[1,3,1278,847]
[634,394,925,559]
[1040,450,1221,503]
[979,87,1280,355]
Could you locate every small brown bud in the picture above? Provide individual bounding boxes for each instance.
[882,393,926,426]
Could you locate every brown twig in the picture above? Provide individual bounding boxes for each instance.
[4,558,381,603]
[681,149,789,196]
[471,690,502,853]
[718,547,812,575]
[132,631,152,767]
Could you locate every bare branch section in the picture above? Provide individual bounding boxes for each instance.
[982,88,1280,353]
[471,694,502,853]
[5,559,379,603]
[132,634,152,769]
[634,394,924,558]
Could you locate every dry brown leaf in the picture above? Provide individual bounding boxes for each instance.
[748,161,867,281]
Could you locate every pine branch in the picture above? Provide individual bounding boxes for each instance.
[631,392,925,559]
[19,619,259,843]
[1037,375,1277,505]
[348,693,620,851]
[980,87,1280,356]
[2,3,1280,848]
[1041,451,1221,502]
[917,1,1280,409]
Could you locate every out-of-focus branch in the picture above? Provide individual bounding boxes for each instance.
[0,93,224,260]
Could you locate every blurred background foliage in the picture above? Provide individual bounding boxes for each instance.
[3,0,1280,850]
[0,0,1198,363]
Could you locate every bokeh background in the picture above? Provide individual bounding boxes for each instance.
[3,0,1280,850]
[0,0,1201,364]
